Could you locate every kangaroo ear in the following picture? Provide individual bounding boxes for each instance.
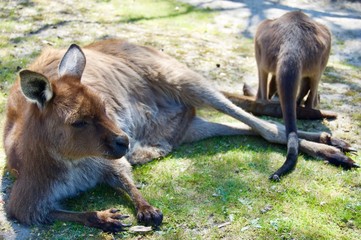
[20,70,53,109]
[58,44,86,79]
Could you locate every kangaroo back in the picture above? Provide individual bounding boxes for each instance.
[255,11,331,180]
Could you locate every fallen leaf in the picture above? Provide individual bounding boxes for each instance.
[129,226,153,233]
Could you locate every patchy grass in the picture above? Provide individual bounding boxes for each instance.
[0,0,360,239]
[353,113,361,128]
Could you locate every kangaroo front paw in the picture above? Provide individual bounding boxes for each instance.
[87,208,131,232]
[137,205,163,227]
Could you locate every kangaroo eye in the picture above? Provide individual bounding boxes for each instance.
[71,120,88,128]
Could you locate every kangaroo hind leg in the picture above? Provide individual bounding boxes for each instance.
[181,117,257,144]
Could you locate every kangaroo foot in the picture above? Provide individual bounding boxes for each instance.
[319,133,357,153]
[299,139,359,170]
[323,150,359,169]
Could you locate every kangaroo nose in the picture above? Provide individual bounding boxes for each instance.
[115,135,129,149]
[110,135,129,159]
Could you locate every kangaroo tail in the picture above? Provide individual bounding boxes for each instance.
[270,54,301,181]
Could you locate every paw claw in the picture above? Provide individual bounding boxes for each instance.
[110,208,120,213]
[342,147,357,153]
[111,214,129,220]
[121,223,132,228]
[352,163,360,168]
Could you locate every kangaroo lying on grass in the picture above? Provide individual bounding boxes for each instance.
[3,39,358,232]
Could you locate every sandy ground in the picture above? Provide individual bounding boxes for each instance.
[1,0,360,239]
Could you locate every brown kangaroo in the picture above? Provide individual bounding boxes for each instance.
[252,11,333,180]
[3,39,357,232]
[230,11,336,120]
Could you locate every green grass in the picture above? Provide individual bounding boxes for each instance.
[33,137,360,239]
[0,0,360,239]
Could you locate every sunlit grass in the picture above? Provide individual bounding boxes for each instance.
[0,0,360,239]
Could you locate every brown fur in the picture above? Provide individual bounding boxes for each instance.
[3,39,357,232]
[254,11,332,179]
[255,11,331,107]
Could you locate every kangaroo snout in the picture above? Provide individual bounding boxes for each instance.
[108,135,129,159]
